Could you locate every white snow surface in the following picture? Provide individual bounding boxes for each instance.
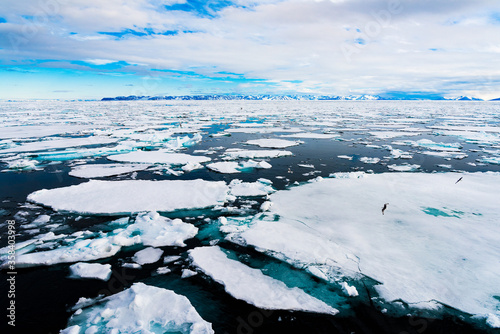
[108,150,211,165]
[133,247,164,265]
[27,179,229,214]
[236,172,500,320]
[189,246,338,315]
[228,179,275,197]
[222,148,292,160]
[68,262,112,281]
[246,138,301,148]
[62,282,214,334]
[69,163,150,178]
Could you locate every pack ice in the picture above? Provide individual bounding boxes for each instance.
[189,246,338,315]
[231,172,500,324]
[12,212,198,267]
[61,283,214,334]
[27,179,229,214]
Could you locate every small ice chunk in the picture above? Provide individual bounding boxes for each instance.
[341,282,359,297]
[181,269,198,278]
[359,157,380,164]
[337,155,353,160]
[246,138,301,148]
[387,164,420,172]
[229,179,275,197]
[163,255,181,264]
[68,262,112,281]
[156,267,172,275]
[222,149,292,160]
[27,180,229,214]
[133,247,164,265]
[63,283,214,333]
[189,246,338,315]
[69,163,150,178]
[108,150,211,165]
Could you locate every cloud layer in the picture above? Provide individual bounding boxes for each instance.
[1,0,500,99]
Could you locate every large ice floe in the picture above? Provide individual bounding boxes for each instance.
[228,172,500,323]
[61,282,214,334]
[11,212,198,267]
[189,246,338,315]
[27,180,229,214]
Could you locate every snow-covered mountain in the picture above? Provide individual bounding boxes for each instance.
[101,94,484,101]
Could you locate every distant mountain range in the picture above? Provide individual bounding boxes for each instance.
[101,94,491,101]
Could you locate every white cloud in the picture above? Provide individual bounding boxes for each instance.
[1,0,500,97]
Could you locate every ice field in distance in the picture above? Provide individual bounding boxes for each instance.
[1,100,500,332]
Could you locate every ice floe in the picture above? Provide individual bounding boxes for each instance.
[69,163,150,178]
[246,138,301,148]
[189,246,338,315]
[133,247,164,265]
[228,179,275,197]
[62,282,214,333]
[281,133,339,139]
[28,180,229,214]
[206,160,272,174]
[10,213,198,267]
[68,262,112,281]
[232,172,500,321]
[222,149,292,160]
[108,150,211,165]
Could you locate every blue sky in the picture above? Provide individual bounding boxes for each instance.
[1,0,500,100]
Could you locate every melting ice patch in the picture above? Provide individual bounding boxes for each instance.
[222,149,293,160]
[62,283,214,334]
[245,138,301,148]
[69,163,150,178]
[234,172,500,323]
[228,179,275,197]
[108,150,211,166]
[206,160,271,174]
[11,212,198,267]
[27,179,229,214]
[68,262,112,281]
[189,246,338,315]
[0,136,118,154]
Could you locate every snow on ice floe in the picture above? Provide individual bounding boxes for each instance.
[27,179,229,214]
[359,157,380,164]
[231,172,500,323]
[281,133,339,139]
[222,148,292,160]
[69,163,150,178]
[0,136,118,154]
[189,246,338,315]
[368,131,421,139]
[68,262,112,281]
[387,164,420,171]
[133,247,164,265]
[61,282,214,334]
[108,150,211,166]
[206,160,271,174]
[11,212,197,267]
[245,138,301,148]
[228,179,275,197]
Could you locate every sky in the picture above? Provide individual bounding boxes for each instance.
[1,0,500,100]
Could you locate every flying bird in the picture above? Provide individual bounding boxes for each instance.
[382,203,389,215]
[455,177,463,184]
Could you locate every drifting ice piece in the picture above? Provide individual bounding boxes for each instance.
[61,283,214,334]
[189,246,338,315]
[68,262,112,281]
[236,172,500,323]
[27,179,229,214]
